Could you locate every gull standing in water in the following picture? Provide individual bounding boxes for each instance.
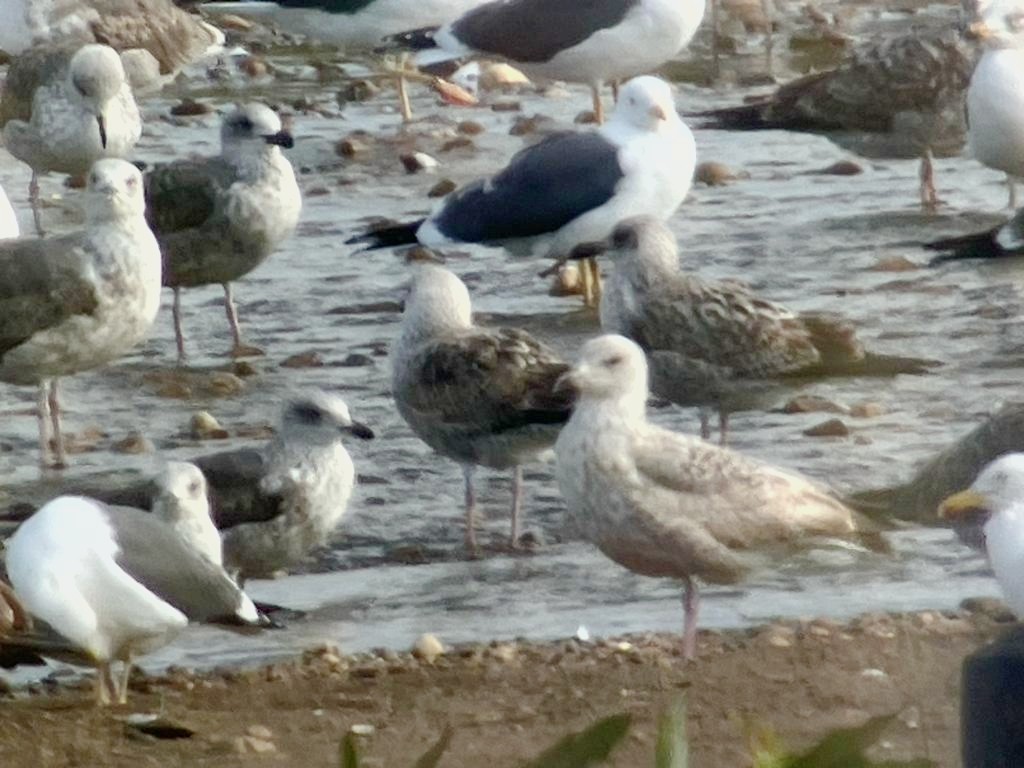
[387,0,707,123]
[566,216,937,441]
[349,76,696,307]
[939,453,1024,616]
[3,491,267,706]
[193,391,373,584]
[0,159,162,469]
[966,0,1024,209]
[2,43,142,234]
[144,103,301,362]
[391,264,573,553]
[554,334,886,660]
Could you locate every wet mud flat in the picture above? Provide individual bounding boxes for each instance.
[0,607,1005,768]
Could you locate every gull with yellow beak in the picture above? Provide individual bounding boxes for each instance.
[939,453,1024,616]
[966,0,1024,209]
[348,76,696,307]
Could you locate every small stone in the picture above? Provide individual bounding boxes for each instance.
[350,724,375,736]
[782,395,849,414]
[428,179,457,197]
[488,643,518,663]
[112,432,153,454]
[207,372,245,396]
[246,725,273,740]
[803,418,849,437]
[306,186,330,197]
[170,98,213,117]
[694,161,738,186]
[868,256,918,272]
[766,633,792,648]
[509,115,554,136]
[549,263,582,297]
[490,101,522,112]
[432,77,477,106]
[232,361,258,377]
[216,13,254,30]
[440,137,474,152]
[480,62,531,90]
[850,402,885,418]
[860,668,889,680]
[238,56,268,79]
[337,80,378,104]
[234,735,276,754]
[280,351,324,368]
[339,353,374,367]
[808,160,863,176]
[961,597,1015,622]
[899,705,921,730]
[457,120,485,135]
[336,137,369,157]
[574,110,599,124]
[412,633,444,663]
[190,411,228,440]
[400,152,439,174]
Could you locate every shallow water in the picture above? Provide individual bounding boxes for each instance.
[0,0,1016,676]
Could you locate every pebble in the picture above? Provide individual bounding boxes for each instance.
[207,372,246,396]
[487,643,518,663]
[457,120,485,135]
[170,98,213,117]
[850,402,885,418]
[868,256,919,272]
[336,137,370,157]
[479,62,531,90]
[694,161,740,186]
[491,101,522,112]
[111,432,153,455]
[440,137,475,152]
[803,418,850,437]
[400,152,439,174]
[428,179,458,197]
[246,725,273,740]
[807,160,863,176]
[960,597,1015,622]
[337,80,378,104]
[509,115,555,136]
[233,735,277,754]
[216,13,254,30]
[412,633,445,663]
[782,395,849,414]
[350,724,375,736]
[190,411,229,440]
[280,350,324,368]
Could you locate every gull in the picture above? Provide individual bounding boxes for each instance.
[2,43,142,234]
[692,30,975,211]
[386,0,707,123]
[3,492,267,706]
[0,0,224,84]
[0,183,18,239]
[925,206,1024,262]
[191,391,373,584]
[0,158,162,469]
[151,461,223,566]
[939,453,1024,617]
[144,103,301,362]
[965,0,1024,209]
[553,334,886,660]
[349,75,696,307]
[564,216,937,441]
[390,263,573,553]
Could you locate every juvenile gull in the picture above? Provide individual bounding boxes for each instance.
[391,264,573,552]
[553,334,886,660]
[568,216,938,441]
[144,103,301,362]
[0,183,18,240]
[3,493,266,705]
[349,75,696,306]
[693,30,975,210]
[2,43,142,234]
[387,0,706,123]
[0,158,162,468]
[0,0,224,83]
[925,206,1024,261]
[192,391,373,584]
[939,453,1024,617]
[965,0,1024,208]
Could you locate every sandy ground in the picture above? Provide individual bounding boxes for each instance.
[0,605,1010,767]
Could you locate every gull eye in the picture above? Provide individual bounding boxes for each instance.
[187,480,202,495]
[603,355,624,367]
[292,404,323,425]
[611,227,636,249]
[235,117,254,132]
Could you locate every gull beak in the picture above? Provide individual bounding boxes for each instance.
[537,240,607,278]
[649,104,669,121]
[343,421,375,440]
[96,114,107,149]
[554,369,582,396]
[937,488,989,521]
[966,20,994,40]
[263,130,294,149]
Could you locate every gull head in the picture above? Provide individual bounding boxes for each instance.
[401,263,473,337]
[556,334,649,406]
[938,453,1024,533]
[968,0,1024,47]
[152,461,211,526]
[610,76,677,132]
[280,390,375,445]
[568,216,680,278]
[67,45,127,149]
[221,103,294,159]
[84,159,146,222]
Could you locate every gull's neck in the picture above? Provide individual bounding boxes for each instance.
[984,505,1024,617]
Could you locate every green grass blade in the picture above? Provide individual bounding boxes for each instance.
[339,732,360,768]
[522,713,631,768]
[413,726,454,768]
[655,698,689,768]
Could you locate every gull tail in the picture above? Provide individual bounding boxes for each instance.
[814,351,941,377]
[345,220,424,250]
[925,228,1005,263]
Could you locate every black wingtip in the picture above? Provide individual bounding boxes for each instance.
[375,25,440,53]
[925,231,1005,264]
[345,220,424,250]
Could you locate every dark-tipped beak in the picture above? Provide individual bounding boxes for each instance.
[345,421,375,440]
[264,130,294,149]
[937,489,989,522]
[568,240,608,261]
[553,371,579,396]
[97,114,107,149]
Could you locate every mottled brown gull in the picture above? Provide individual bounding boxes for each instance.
[553,334,886,660]
[0,159,161,469]
[3,487,268,705]
[144,103,301,362]
[569,216,937,441]
[2,43,142,234]
[390,263,573,553]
